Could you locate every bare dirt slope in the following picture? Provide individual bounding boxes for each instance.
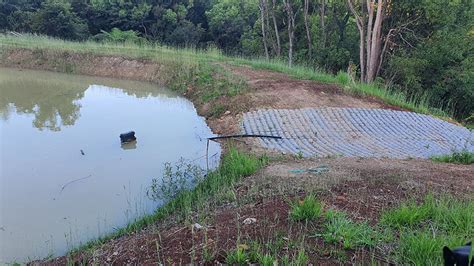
[225,64,400,111]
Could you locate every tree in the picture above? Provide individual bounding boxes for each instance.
[283,0,297,67]
[259,0,270,59]
[347,0,387,83]
[32,0,88,40]
[270,0,281,56]
[303,0,312,59]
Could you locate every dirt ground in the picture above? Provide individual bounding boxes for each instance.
[225,64,403,111]
[206,64,406,136]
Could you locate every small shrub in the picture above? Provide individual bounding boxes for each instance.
[290,195,323,221]
[335,71,350,85]
[294,151,304,160]
[431,150,474,164]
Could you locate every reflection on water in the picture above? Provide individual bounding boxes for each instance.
[0,68,175,131]
[0,68,221,263]
[121,140,138,150]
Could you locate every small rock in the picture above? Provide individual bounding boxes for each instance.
[193,223,204,230]
[224,110,231,115]
[106,258,111,262]
[243,218,257,225]
[112,251,118,256]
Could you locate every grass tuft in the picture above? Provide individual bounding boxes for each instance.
[322,210,379,249]
[290,195,323,221]
[226,246,248,265]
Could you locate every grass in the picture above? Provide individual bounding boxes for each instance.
[226,239,309,265]
[226,246,248,265]
[397,229,467,265]
[290,194,323,221]
[0,33,225,62]
[381,194,474,264]
[321,210,381,249]
[0,33,455,121]
[65,147,268,257]
[431,150,474,164]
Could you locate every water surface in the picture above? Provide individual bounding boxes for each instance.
[0,68,220,263]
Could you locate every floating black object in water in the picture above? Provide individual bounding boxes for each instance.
[120,131,136,143]
[444,242,473,266]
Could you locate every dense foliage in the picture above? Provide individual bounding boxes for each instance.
[0,0,472,119]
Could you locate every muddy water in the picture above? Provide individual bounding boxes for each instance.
[0,68,221,263]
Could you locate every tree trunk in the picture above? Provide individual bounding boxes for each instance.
[347,0,386,83]
[283,0,295,67]
[259,0,270,60]
[347,0,366,82]
[366,0,384,82]
[320,0,326,48]
[303,0,312,59]
[271,0,281,57]
[365,0,374,81]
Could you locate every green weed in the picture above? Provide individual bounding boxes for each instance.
[322,210,378,249]
[380,199,431,227]
[397,230,466,265]
[291,249,309,266]
[294,151,304,160]
[431,150,474,164]
[290,195,323,221]
[381,194,474,235]
[381,194,474,264]
[259,253,276,266]
[226,246,248,265]
[209,104,226,117]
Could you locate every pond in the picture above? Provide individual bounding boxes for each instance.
[0,67,221,263]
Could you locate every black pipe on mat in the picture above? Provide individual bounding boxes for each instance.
[208,134,282,141]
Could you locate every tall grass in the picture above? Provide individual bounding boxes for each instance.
[0,34,224,63]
